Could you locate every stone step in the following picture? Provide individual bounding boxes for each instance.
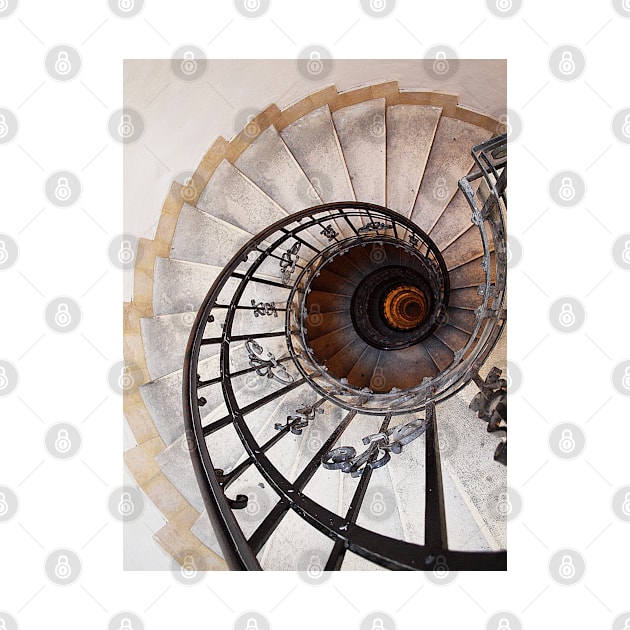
[434,324,470,354]
[196,159,288,236]
[280,105,355,205]
[347,345,380,389]
[153,257,222,316]
[171,203,252,268]
[377,343,438,390]
[428,183,480,251]
[442,225,485,271]
[235,125,323,214]
[447,306,477,335]
[386,105,442,216]
[449,287,483,311]
[422,335,454,372]
[332,98,386,206]
[411,117,491,233]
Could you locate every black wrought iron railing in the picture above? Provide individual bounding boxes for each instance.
[183,191,506,570]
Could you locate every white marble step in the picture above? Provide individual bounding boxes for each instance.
[153,257,222,317]
[332,98,386,206]
[280,105,355,204]
[140,311,215,381]
[386,104,442,216]
[140,352,229,447]
[411,117,491,233]
[171,204,253,268]
[235,125,324,213]
[196,159,288,235]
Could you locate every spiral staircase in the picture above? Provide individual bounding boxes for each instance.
[123,82,507,571]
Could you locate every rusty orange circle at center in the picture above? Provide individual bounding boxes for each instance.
[382,285,428,331]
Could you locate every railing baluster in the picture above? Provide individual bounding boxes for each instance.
[201,330,286,345]
[424,401,447,550]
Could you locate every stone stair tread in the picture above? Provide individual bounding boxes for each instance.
[305,310,353,341]
[153,257,222,316]
[447,306,477,334]
[306,290,352,314]
[433,324,470,353]
[235,124,324,214]
[197,159,288,235]
[448,287,484,310]
[377,343,438,390]
[309,267,357,295]
[332,98,386,205]
[171,203,252,268]
[428,184,480,250]
[347,345,380,389]
[280,105,355,204]
[411,117,491,232]
[448,253,495,290]
[325,336,369,379]
[421,335,454,372]
[309,323,356,362]
[386,104,442,216]
[442,225,485,270]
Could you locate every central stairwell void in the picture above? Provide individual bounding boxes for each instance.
[129,82,507,571]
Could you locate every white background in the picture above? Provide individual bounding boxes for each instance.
[1,1,629,629]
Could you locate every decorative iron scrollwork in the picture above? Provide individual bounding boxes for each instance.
[358,221,393,234]
[274,398,325,435]
[322,416,427,477]
[251,299,277,317]
[320,224,338,241]
[246,339,295,385]
[279,242,301,285]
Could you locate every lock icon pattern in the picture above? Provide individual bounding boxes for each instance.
[434,176,448,200]
[370,491,386,516]
[622,114,630,138]
[118,491,134,516]
[244,0,261,11]
[55,302,72,327]
[558,554,575,579]
[0,114,8,138]
[54,554,72,579]
[55,429,72,453]
[307,555,323,579]
[559,51,575,75]
[497,618,511,630]
[308,176,322,201]
[118,366,134,391]
[119,619,134,630]
[496,0,512,11]
[118,0,134,11]
[621,240,630,264]
[371,619,385,630]
[370,0,386,11]
[0,366,7,390]
[559,176,575,201]
[558,303,575,327]
[623,367,630,390]
[433,555,449,577]
[307,50,324,76]
[55,51,72,75]
[245,619,259,630]
[559,428,575,453]
[621,492,630,516]
[181,51,197,75]
[55,177,71,201]
[246,491,260,516]
[118,239,134,265]
[433,51,449,75]
[118,114,135,138]
[181,554,197,577]
[496,491,512,516]
[0,241,8,264]
[0,492,8,515]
